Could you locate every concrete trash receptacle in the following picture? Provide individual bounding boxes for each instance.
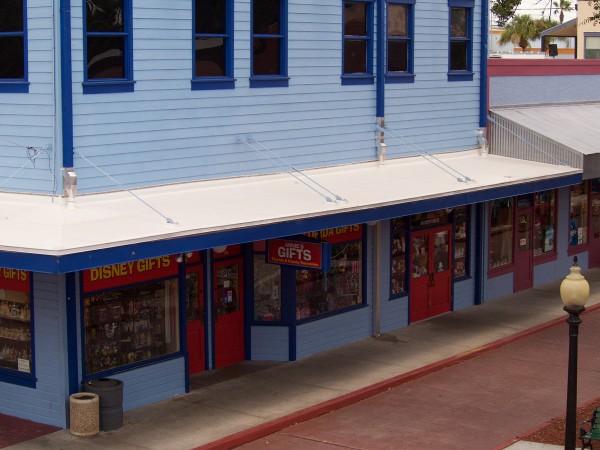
[69,392,99,437]
[84,378,124,431]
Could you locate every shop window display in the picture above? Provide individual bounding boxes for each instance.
[569,182,588,247]
[0,272,32,374]
[390,218,407,296]
[533,190,556,256]
[296,232,362,320]
[83,279,180,375]
[253,252,281,322]
[453,206,468,277]
[489,198,513,268]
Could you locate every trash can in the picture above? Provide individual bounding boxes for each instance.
[84,378,123,431]
[69,392,99,437]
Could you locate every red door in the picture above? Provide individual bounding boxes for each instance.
[186,267,205,375]
[590,195,600,268]
[214,258,244,368]
[514,209,533,292]
[409,226,452,323]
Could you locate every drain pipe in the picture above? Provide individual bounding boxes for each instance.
[376,0,386,165]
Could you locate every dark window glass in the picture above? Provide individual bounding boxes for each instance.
[0,37,24,78]
[344,3,366,36]
[450,8,467,37]
[0,0,23,32]
[86,0,124,33]
[449,7,469,72]
[388,4,407,36]
[87,36,125,79]
[195,38,226,76]
[344,40,367,74]
[253,37,280,75]
[388,40,408,72]
[253,0,280,35]
[195,0,226,34]
[450,41,467,71]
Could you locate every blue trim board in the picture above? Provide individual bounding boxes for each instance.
[66,272,78,395]
[243,244,253,361]
[479,0,489,128]
[376,0,384,117]
[0,173,582,274]
[179,261,190,393]
[60,0,73,167]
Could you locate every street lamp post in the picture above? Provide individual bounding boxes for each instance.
[560,256,590,450]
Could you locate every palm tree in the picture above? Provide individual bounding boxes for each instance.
[498,15,540,53]
[552,0,573,24]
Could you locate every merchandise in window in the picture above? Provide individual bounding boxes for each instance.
[533,190,556,256]
[84,0,133,93]
[193,0,235,89]
[251,0,288,87]
[343,0,374,84]
[454,206,468,277]
[386,0,414,82]
[390,218,407,296]
[489,198,513,268]
[0,269,32,375]
[83,279,180,375]
[253,252,281,322]
[448,0,473,80]
[296,226,363,320]
[0,0,28,92]
[569,182,588,247]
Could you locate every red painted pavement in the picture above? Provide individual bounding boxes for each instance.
[0,413,59,449]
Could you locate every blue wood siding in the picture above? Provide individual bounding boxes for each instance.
[0,274,67,427]
[0,1,56,194]
[296,306,372,359]
[250,326,289,361]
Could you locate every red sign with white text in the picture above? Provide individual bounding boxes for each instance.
[303,225,363,244]
[0,268,30,293]
[267,239,326,270]
[83,255,179,292]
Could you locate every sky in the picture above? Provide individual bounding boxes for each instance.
[512,0,578,21]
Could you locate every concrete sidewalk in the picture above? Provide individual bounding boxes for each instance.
[7,268,600,450]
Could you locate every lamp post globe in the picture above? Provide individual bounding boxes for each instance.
[560,256,590,450]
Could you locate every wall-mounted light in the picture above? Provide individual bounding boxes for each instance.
[176,254,184,264]
[213,246,228,254]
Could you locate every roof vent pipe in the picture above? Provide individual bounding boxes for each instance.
[477,128,488,155]
[376,117,386,165]
[62,167,77,208]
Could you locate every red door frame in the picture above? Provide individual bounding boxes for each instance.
[186,265,205,375]
[213,257,245,368]
[409,225,453,323]
[514,207,534,292]
[590,193,600,268]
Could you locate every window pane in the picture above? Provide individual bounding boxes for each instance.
[253,0,280,35]
[490,199,513,268]
[585,37,600,59]
[253,255,281,322]
[388,40,408,72]
[344,3,367,37]
[533,190,556,256]
[344,39,367,74]
[195,0,226,34]
[87,36,125,79]
[450,8,467,38]
[454,206,468,277]
[391,218,407,296]
[569,183,588,246]
[450,41,467,71]
[0,36,24,79]
[83,279,180,375]
[388,4,407,37]
[195,37,226,76]
[86,0,124,33]
[0,287,32,372]
[0,0,23,32]
[253,37,280,75]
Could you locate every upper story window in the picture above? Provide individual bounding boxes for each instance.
[448,0,474,81]
[386,0,415,83]
[251,0,288,88]
[84,0,134,94]
[584,33,600,59]
[342,0,374,85]
[0,0,28,93]
[192,0,235,90]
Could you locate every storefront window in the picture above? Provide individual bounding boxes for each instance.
[296,226,363,320]
[533,190,556,256]
[569,182,588,247]
[390,218,407,297]
[454,206,468,277]
[253,242,281,322]
[0,269,32,375]
[83,280,179,375]
[490,198,513,268]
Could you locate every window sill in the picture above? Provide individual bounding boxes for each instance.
[453,275,472,282]
[296,303,367,325]
[568,244,589,257]
[385,73,415,84]
[487,263,515,278]
[341,74,375,86]
[191,78,236,90]
[0,368,36,388]
[82,80,135,94]
[249,76,289,88]
[0,80,29,93]
[447,71,474,82]
[389,292,408,301]
[82,352,183,381]
[533,251,558,265]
